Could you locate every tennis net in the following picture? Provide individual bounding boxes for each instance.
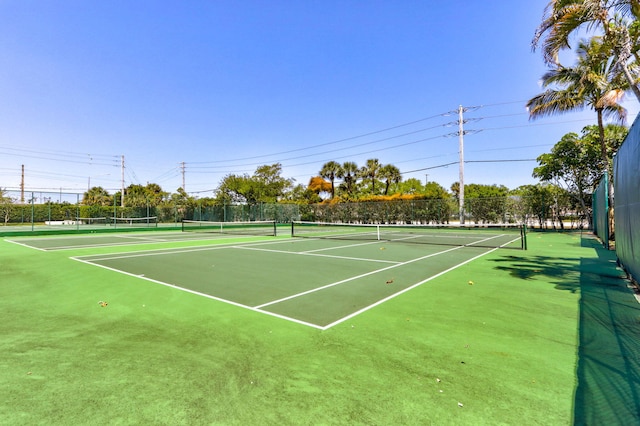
[109,216,158,227]
[181,220,277,236]
[75,217,108,225]
[291,221,527,250]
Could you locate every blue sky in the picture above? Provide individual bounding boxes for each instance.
[1,0,637,197]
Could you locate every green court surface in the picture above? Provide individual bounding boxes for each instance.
[1,228,639,424]
[72,237,499,328]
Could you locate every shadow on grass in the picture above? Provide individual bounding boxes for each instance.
[496,235,640,425]
[490,253,582,293]
[573,237,640,425]
[492,235,640,424]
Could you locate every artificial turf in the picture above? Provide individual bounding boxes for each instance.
[1,230,638,424]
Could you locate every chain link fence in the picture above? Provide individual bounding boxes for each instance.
[0,189,588,236]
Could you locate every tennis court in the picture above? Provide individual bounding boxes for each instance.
[6,230,266,251]
[61,222,524,329]
[4,222,639,424]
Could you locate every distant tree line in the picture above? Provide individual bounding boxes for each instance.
[1,121,626,228]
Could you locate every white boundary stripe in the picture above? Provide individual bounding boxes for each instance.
[5,239,48,251]
[320,246,502,330]
[12,233,271,252]
[232,245,401,264]
[302,240,387,253]
[70,255,325,330]
[73,235,381,262]
[255,245,467,309]
[73,237,301,261]
[68,233,523,329]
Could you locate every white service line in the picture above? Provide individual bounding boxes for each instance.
[4,239,48,251]
[232,245,401,264]
[254,244,468,310]
[301,239,387,253]
[71,255,324,330]
[321,246,509,329]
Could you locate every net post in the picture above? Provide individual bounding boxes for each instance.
[376,224,380,241]
[291,221,295,237]
[273,220,277,237]
[522,224,528,250]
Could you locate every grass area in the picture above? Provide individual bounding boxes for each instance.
[1,230,637,424]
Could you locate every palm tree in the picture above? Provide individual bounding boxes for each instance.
[337,161,359,197]
[379,164,402,195]
[83,186,111,206]
[359,159,381,194]
[528,37,626,238]
[319,161,343,199]
[533,0,640,101]
[144,183,167,206]
[527,37,627,172]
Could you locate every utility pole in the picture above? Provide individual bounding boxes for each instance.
[20,164,25,203]
[458,105,465,225]
[121,155,125,207]
[180,162,186,191]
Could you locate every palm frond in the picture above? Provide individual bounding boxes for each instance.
[527,89,585,119]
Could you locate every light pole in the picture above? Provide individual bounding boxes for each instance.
[88,173,110,190]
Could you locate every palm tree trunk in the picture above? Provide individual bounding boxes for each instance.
[621,63,640,102]
[598,14,640,102]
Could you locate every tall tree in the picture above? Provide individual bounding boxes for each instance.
[0,188,14,225]
[216,163,293,204]
[253,163,294,202]
[532,127,623,225]
[513,183,572,228]
[461,183,510,223]
[397,177,424,195]
[337,161,359,197]
[82,186,112,206]
[319,161,343,199]
[379,164,402,195]
[144,183,167,206]
[527,36,627,213]
[533,0,640,101]
[307,176,332,197]
[124,184,148,207]
[359,159,382,194]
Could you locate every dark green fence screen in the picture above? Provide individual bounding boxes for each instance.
[592,171,609,248]
[613,118,640,280]
[614,115,640,283]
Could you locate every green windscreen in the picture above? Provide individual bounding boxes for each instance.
[182,220,277,236]
[614,115,640,282]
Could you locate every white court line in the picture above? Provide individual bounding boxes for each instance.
[73,235,379,262]
[71,236,297,260]
[69,233,522,329]
[4,239,48,251]
[254,244,468,309]
[71,255,325,330]
[255,233,519,310]
[4,230,276,252]
[320,246,503,330]
[301,239,387,253]
[233,245,401,264]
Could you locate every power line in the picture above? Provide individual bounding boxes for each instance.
[188,111,454,164]
[402,158,538,174]
[0,149,119,167]
[189,123,451,170]
[0,146,119,166]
